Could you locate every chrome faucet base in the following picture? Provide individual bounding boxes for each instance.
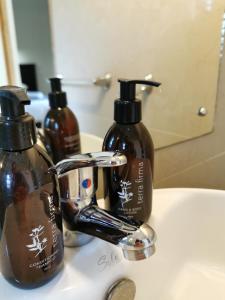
[49,151,156,260]
[63,226,93,247]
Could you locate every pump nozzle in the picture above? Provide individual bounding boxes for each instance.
[0,86,30,117]
[0,85,36,151]
[49,77,62,93]
[48,77,67,108]
[118,79,161,102]
[114,79,161,124]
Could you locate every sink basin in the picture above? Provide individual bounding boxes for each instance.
[1,188,225,299]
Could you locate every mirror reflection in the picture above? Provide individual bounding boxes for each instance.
[11,0,224,149]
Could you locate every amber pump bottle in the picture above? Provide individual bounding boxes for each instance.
[0,86,64,288]
[103,79,161,223]
[44,77,81,163]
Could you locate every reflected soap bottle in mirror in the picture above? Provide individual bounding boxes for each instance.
[0,86,64,288]
[44,77,81,164]
[103,79,161,223]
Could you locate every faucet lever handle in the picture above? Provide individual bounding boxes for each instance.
[49,151,127,176]
[89,151,127,167]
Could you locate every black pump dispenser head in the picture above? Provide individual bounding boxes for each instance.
[48,77,67,108]
[114,79,161,124]
[0,86,37,151]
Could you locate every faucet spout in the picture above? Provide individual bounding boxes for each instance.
[119,223,156,260]
[73,205,156,261]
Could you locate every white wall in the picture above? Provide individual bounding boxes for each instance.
[12,0,54,93]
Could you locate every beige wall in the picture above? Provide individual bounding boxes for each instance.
[0,0,20,85]
[154,45,225,190]
[0,10,8,85]
[49,0,224,149]
[49,0,225,190]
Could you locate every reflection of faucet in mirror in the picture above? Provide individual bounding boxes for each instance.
[11,0,221,150]
[49,151,156,261]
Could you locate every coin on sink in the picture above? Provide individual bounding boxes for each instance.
[105,278,136,300]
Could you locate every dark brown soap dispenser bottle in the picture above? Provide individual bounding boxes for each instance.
[0,86,64,288]
[44,77,81,163]
[103,79,161,223]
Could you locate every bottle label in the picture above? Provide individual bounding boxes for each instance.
[26,225,48,257]
[26,191,61,271]
[64,133,80,153]
[117,180,133,205]
[107,158,152,222]
[44,128,81,162]
[0,182,64,284]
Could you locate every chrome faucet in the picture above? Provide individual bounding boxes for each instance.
[49,152,156,261]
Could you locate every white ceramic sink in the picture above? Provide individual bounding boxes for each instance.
[1,188,225,299]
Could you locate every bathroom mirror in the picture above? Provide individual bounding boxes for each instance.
[11,0,225,149]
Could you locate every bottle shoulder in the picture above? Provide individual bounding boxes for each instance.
[0,145,52,165]
[34,144,54,166]
[0,146,54,192]
[44,107,79,131]
[105,121,150,134]
[103,122,154,156]
[45,106,73,118]
[104,122,153,145]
